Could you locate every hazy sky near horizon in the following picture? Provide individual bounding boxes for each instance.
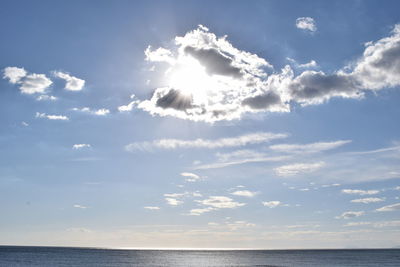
[1,0,400,249]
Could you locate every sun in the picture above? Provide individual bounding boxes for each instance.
[167,55,213,104]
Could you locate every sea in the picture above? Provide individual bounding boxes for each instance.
[0,246,399,266]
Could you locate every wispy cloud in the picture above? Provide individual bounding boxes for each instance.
[126,132,287,151]
[144,206,160,210]
[196,196,245,209]
[230,190,258,198]
[335,211,365,219]
[342,189,380,195]
[376,203,400,212]
[35,112,69,121]
[269,140,351,154]
[72,107,110,116]
[180,172,201,182]
[262,201,285,208]
[351,197,385,204]
[73,204,88,209]
[274,162,325,177]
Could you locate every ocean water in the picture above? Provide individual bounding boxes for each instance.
[0,246,399,266]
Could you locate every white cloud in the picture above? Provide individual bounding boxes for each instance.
[21,121,29,127]
[296,17,317,32]
[335,211,365,219]
[287,58,318,69]
[197,196,245,209]
[72,107,110,116]
[137,25,290,122]
[351,197,385,204]
[72,144,91,150]
[274,162,325,177]
[188,207,215,216]
[226,221,256,231]
[262,201,283,208]
[36,95,57,101]
[144,206,160,210]
[35,112,69,121]
[3,66,27,83]
[180,172,200,182]
[230,190,258,198]
[4,66,53,94]
[376,203,400,212]
[145,46,175,64]
[269,140,351,154]
[125,132,287,151]
[53,71,85,91]
[20,73,53,94]
[121,24,400,121]
[341,189,380,195]
[165,198,183,206]
[118,94,140,112]
[73,204,87,209]
[194,155,289,170]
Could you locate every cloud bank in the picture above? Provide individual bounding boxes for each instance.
[130,24,400,122]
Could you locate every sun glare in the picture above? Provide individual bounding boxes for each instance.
[168,56,213,104]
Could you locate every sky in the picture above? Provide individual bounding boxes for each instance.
[0,0,400,249]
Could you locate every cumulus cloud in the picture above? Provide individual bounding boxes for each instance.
[3,66,27,83]
[131,24,400,121]
[125,132,287,151]
[180,172,200,182]
[53,71,85,91]
[341,189,380,195]
[376,203,400,212]
[351,197,385,204]
[274,162,325,177]
[35,112,69,121]
[335,211,365,219]
[262,201,283,208]
[230,190,258,198]
[270,140,351,154]
[144,206,160,210]
[196,196,245,209]
[296,17,317,32]
[72,107,110,116]
[137,25,289,122]
[19,73,53,94]
[72,144,91,150]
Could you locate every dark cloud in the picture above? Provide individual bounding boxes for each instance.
[184,46,243,78]
[242,92,282,110]
[288,71,361,104]
[156,89,193,111]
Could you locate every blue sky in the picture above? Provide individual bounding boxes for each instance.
[1,0,400,248]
